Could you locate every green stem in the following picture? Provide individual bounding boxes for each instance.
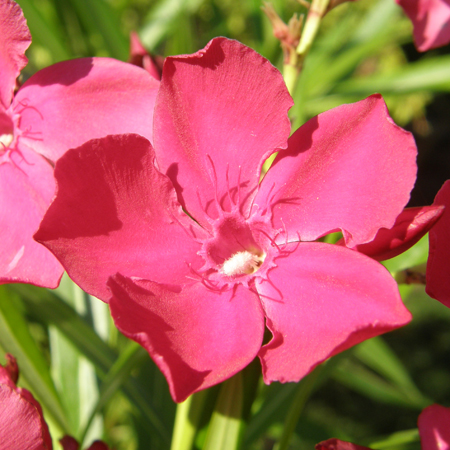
[202,373,244,450]
[273,364,324,450]
[171,390,208,450]
[283,0,330,96]
[296,0,330,58]
[283,52,300,96]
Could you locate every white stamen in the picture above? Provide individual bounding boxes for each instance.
[0,133,13,147]
[220,250,264,277]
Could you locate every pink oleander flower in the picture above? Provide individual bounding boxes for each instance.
[316,404,450,450]
[36,38,417,402]
[396,0,450,51]
[0,0,159,288]
[0,354,112,450]
[426,180,450,307]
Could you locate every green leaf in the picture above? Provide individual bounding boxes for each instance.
[11,284,170,445]
[16,0,71,62]
[63,0,129,59]
[353,337,431,408]
[367,429,420,449]
[140,0,204,51]
[79,342,147,446]
[332,358,427,409]
[0,286,69,432]
[334,56,450,95]
[273,365,324,450]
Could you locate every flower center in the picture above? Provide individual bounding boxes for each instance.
[0,112,14,149]
[198,209,277,288]
[220,250,265,277]
[0,133,13,148]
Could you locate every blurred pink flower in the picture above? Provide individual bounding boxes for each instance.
[0,0,159,288]
[418,404,450,450]
[0,354,52,450]
[59,435,111,450]
[396,0,450,51]
[37,38,416,402]
[426,180,450,307]
[128,31,163,81]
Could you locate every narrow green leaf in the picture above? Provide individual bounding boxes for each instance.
[13,284,116,370]
[203,373,244,450]
[334,56,450,95]
[79,342,146,446]
[367,429,420,449]
[11,284,170,445]
[354,337,432,407]
[244,383,298,446]
[16,0,71,62]
[273,365,324,450]
[140,0,204,51]
[0,286,69,432]
[332,359,427,409]
[64,0,129,59]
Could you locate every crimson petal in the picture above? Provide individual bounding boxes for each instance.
[256,242,411,383]
[0,147,63,287]
[418,404,450,450]
[35,134,206,301]
[255,95,417,247]
[14,57,159,162]
[426,180,450,307]
[316,439,372,450]
[153,37,293,227]
[346,205,444,261]
[0,355,52,450]
[0,0,31,108]
[109,273,265,402]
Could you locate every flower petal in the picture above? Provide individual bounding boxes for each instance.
[0,148,63,287]
[426,180,450,307]
[0,0,31,108]
[396,0,450,51]
[35,134,206,302]
[14,57,159,162]
[345,205,444,261]
[108,273,265,402]
[0,385,50,450]
[255,95,417,247]
[153,37,293,227]
[129,31,162,81]
[316,439,372,450]
[418,404,450,450]
[0,355,52,450]
[256,242,411,383]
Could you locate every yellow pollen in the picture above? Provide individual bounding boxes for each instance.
[0,133,13,147]
[220,250,264,277]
